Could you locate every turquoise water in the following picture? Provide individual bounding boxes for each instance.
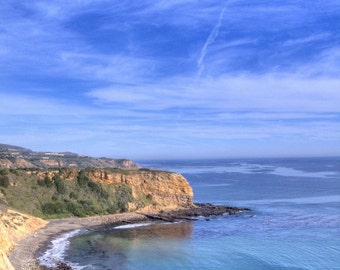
[39,158,340,269]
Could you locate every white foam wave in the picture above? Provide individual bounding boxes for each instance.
[177,165,253,174]
[227,195,340,206]
[114,222,152,229]
[270,167,337,178]
[174,163,337,179]
[38,229,88,270]
[196,183,232,187]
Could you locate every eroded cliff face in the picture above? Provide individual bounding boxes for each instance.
[0,208,47,270]
[30,169,194,210]
[87,169,194,210]
[0,158,34,169]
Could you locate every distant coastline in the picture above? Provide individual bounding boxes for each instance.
[0,143,140,170]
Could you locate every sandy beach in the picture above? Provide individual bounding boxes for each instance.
[8,212,148,269]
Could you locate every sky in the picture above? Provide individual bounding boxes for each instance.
[0,0,339,160]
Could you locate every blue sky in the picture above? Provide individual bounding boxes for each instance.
[0,0,339,159]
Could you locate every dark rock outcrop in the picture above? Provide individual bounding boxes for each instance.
[141,203,250,222]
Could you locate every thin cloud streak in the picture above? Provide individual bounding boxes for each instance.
[197,5,226,77]
[283,33,331,47]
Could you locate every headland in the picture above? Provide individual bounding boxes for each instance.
[0,144,249,269]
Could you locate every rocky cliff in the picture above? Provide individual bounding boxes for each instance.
[0,206,47,270]
[0,143,140,169]
[88,169,194,210]
[1,168,194,219]
[28,168,194,211]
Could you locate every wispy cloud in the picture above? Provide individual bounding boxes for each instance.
[1,0,339,158]
[296,48,340,77]
[283,33,331,47]
[197,5,226,77]
[58,52,156,83]
[87,73,340,112]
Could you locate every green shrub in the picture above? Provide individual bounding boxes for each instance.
[100,189,109,199]
[76,170,89,187]
[0,169,9,176]
[77,200,88,205]
[44,176,53,187]
[41,202,66,215]
[136,193,153,208]
[69,192,78,200]
[114,184,133,212]
[88,181,101,194]
[87,180,109,199]
[106,204,119,214]
[37,179,45,187]
[66,202,84,217]
[9,169,19,176]
[53,174,67,194]
[0,175,9,188]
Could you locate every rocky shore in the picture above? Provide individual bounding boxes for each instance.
[8,203,249,269]
[141,203,250,222]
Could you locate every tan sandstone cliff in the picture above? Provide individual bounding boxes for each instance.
[0,208,47,270]
[87,169,194,210]
[30,168,194,210]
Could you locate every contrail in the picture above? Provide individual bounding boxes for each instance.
[197,6,226,77]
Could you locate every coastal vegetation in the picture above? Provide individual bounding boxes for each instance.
[0,168,140,219]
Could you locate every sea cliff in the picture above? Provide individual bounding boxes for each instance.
[0,144,246,269]
[87,169,194,209]
[0,167,194,269]
[0,207,47,269]
[1,168,194,219]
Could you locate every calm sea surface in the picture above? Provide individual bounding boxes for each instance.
[39,158,340,269]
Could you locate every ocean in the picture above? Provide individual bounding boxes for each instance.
[38,158,340,269]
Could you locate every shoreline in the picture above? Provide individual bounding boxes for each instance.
[9,204,249,269]
[9,212,148,269]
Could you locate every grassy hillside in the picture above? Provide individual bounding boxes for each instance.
[0,168,152,219]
